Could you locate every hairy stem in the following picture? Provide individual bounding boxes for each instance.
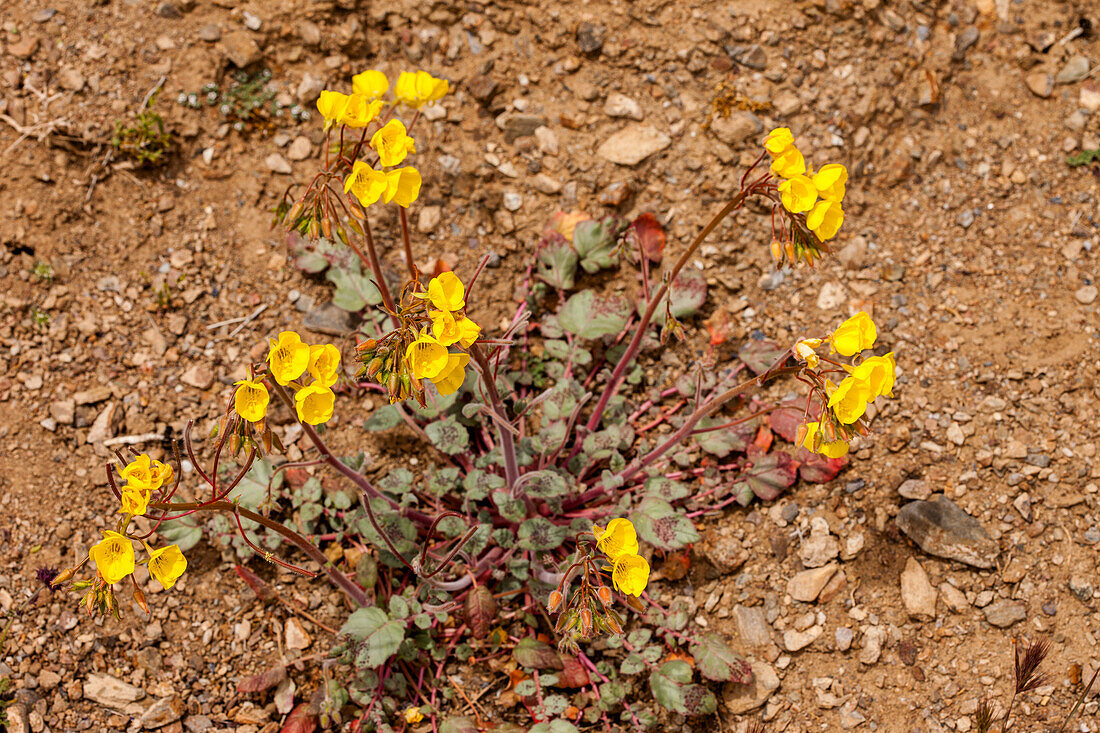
[399,208,416,281]
[470,343,520,491]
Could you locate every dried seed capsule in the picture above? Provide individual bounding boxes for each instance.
[580,608,593,635]
[367,357,384,378]
[548,590,563,613]
[597,585,612,607]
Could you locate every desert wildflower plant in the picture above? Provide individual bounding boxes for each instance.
[48,66,899,728]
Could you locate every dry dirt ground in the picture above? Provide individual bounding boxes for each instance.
[2,0,1100,731]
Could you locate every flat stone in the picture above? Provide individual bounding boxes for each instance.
[596,125,671,166]
[1056,55,1090,85]
[702,535,748,575]
[1081,81,1100,112]
[817,281,847,310]
[285,618,311,650]
[835,627,854,651]
[532,174,562,195]
[799,517,839,568]
[732,605,771,647]
[417,205,442,233]
[898,479,931,500]
[198,24,221,42]
[783,625,822,652]
[303,301,359,335]
[181,365,215,390]
[58,67,85,92]
[576,22,605,55]
[1075,285,1097,305]
[75,386,112,405]
[900,557,937,620]
[1025,72,1053,99]
[603,92,644,120]
[534,126,559,155]
[710,111,763,146]
[265,153,292,175]
[895,496,999,569]
[772,90,801,117]
[859,626,886,665]
[466,75,499,104]
[86,402,118,445]
[496,113,545,143]
[286,136,312,161]
[84,673,146,708]
[837,236,867,269]
[8,36,39,59]
[939,583,969,613]
[51,399,75,425]
[722,661,779,714]
[141,696,185,729]
[953,26,979,60]
[788,563,838,602]
[222,31,261,67]
[983,599,1026,628]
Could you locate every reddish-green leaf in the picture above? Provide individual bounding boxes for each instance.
[732,449,799,501]
[558,655,591,688]
[513,637,563,670]
[738,339,788,375]
[631,212,665,262]
[279,703,317,733]
[464,585,497,640]
[237,664,286,694]
[798,450,847,483]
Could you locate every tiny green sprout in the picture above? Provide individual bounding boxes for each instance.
[1067,149,1100,167]
[32,261,53,281]
[31,307,50,328]
[111,92,172,166]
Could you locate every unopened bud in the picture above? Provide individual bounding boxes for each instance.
[357,338,378,352]
[785,240,796,264]
[547,590,563,613]
[51,567,76,587]
[597,586,612,607]
[133,586,149,614]
[605,612,623,634]
[770,239,783,262]
[367,357,384,378]
[580,608,593,634]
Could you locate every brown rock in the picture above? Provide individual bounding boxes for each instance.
[222,31,262,67]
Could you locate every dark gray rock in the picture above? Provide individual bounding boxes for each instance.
[895,496,999,568]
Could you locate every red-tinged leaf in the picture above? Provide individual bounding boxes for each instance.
[752,425,773,453]
[464,584,497,640]
[703,306,735,346]
[282,467,311,489]
[235,565,275,602]
[237,664,286,694]
[513,637,563,670]
[631,212,665,262]
[798,450,848,483]
[280,703,318,733]
[733,450,799,502]
[549,210,591,242]
[558,655,591,688]
[768,406,804,442]
[738,339,788,375]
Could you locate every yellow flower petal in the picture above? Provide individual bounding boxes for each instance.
[455,317,481,349]
[295,383,336,425]
[851,352,896,400]
[234,378,270,423]
[394,70,449,108]
[339,94,384,128]
[430,309,460,346]
[316,90,349,128]
[352,70,389,100]
[778,174,817,213]
[812,163,847,203]
[344,161,389,208]
[829,312,877,356]
[119,487,150,516]
[383,166,422,207]
[308,344,342,387]
[806,199,844,241]
[90,531,135,585]
[798,422,849,458]
[429,352,470,396]
[404,333,449,380]
[593,518,639,563]
[370,119,417,168]
[770,145,805,178]
[611,553,649,596]
[148,544,187,590]
[267,331,311,385]
[827,376,871,424]
[426,272,465,312]
[763,127,794,157]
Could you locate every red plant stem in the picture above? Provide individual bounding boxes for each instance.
[582,190,751,433]
[148,498,368,607]
[470,343,519,491]
[398,207,417,280]
[635,399,686,434]
[360,216,397,315]
[626,386,680,422]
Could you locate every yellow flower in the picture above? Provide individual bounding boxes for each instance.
[295,383,336,425]
[90,531,135,585]
[799,421,849,459]
[770,145,806,178]
[611,553,650,597]
[394,70,449,108]
[148,544,187,590]
[405,333,449,380]
[423,272,465,312]
[851,352,896,400]
[455,317,481,348]
[830,312,877,356]
[812,163,847,202]
[120,454,170,492]
[778,174,817,213]
[430,352,470,397]
[593,518,639,563]
[308,344,341,387]
[119,486,151,516]
[267,331,311,385]
[806,199,844,241]
[370,119,416,168]
[316,91,349,129]
[403,707,425,725]
[352,70,389,100]
[234,378,270,423]
[383,167,422,207]
[339,94,384,128]
[827,376,871,425]
[344,161,389,207]
[764,127,795,157]
[151,459,173,489]
[794,339,820,369]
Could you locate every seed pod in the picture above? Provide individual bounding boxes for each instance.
[597,585,612,607]
[605,611,623,634]
[367,357,384,378]
[548,590,563,613]
[133,586,149,615]
[770,239,783,262]
[357,338,378,352]
[580,608,593,635]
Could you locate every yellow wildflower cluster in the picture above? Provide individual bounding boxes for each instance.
[117,453,172,516]
[592,518,650,597]
[793,312,897,458]
[90,529,187,590]
[235,331,341,426]
[314,69,449,211]
[356,272,481,403]
[765,127,847,243]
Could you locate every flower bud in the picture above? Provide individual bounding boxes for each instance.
[133,586,149,615]
[51,567,76,587]
[367,357,385,378]
[356,338,378,353]
[547,590,563,613]
[770,239,783,262]
[605,612,622,634]
[597,585,612,607]
[580,608,593,635]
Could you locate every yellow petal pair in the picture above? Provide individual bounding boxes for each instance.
[430,352,470,396]
[340,95,384,128]
[308,344,341,387]
[850,352,896,400]
[611,554,650,597]
[370,120,416,168]
[120,454,172,492]
[267,331,311,385]
[807,199,844,241]
[119,486,151,516]
[827,376,871,425]
[429,310,481,348]
[316,90,349,129]
[352,70,389,100]
[813,164,847,202]
[593,518,639,563]
[344,162,422,208]
[829,312,877,356]
[422,272,465,312]
[394,70,449,108]
[234,378,270,423]
[405,333,450,380]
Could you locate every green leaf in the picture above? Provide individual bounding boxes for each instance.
[157,517,202,552]
[644,476,691,502]
[340,608,406,669]
[424,416,469,455]
[425,466,461,497]
[529,721,579,733]
[363,404,404,431]
[738,338,788,375]
[690,632,753,683]
[463,470,504,501]
[439,717,479,733]
[730,450,798,502]
[692,416,756,458]
[513,637,563,670]
[630,497,700,550]
[620,653,646,675]
[517,470,570,499]
[326,259,382,312]
[492,490,527,523]
[573,217,622,274]
[558,290,631,340]
[667,266,708,318]
[649,659,692,711]
[517,517,569,551]
[536,232,580,289]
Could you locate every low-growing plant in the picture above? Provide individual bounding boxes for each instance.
[47,68,901,730]
[110,93,172,166]
[178,69,308,132]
